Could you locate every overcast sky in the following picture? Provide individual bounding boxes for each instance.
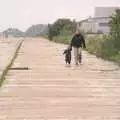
[0,0,120,31]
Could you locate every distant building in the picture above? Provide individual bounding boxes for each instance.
[79,7,119,34]
[95,7,118,17]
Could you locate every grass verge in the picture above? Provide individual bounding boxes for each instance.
[0,39,24,87]
[86,35,120,65]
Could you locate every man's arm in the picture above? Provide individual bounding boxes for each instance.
[81,35,86,48]
[70,36,75,48]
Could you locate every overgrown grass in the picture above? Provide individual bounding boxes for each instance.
[110,52,120,64]
[53,35,72,44]
[86,35,120,65]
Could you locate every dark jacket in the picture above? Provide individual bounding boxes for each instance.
[63,48,72,63]
[63,48,72,58]
[70,34,86,48]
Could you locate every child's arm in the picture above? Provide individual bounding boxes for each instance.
[63,50,67,55]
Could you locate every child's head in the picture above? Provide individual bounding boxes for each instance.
[68,46,72,51]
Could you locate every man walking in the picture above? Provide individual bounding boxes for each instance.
[70,30,86,65]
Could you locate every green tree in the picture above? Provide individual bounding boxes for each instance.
[109,9,120,50]
[48,18,77,40]
[48,24,60,40]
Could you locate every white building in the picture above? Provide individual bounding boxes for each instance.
[79,7,119,34]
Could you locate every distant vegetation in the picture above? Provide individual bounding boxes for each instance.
[3,28,25,37]
[48,19,77,44]
[25,24,48,37]
[1,24,48,37]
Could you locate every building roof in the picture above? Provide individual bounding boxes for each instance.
[95,7,119,17]
[79,17,110,23]
[79,7,120,24]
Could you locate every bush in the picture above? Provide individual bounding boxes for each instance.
[53,35,72,44]
[109,9,120,50]
[86,35,104,56]
[48,18,77,40]
[86,35,120,64]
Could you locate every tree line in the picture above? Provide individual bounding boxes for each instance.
[48,19,77,40]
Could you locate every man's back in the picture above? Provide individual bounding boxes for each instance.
[71,33,86,48]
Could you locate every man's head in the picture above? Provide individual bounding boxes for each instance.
[75,29,80,35]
